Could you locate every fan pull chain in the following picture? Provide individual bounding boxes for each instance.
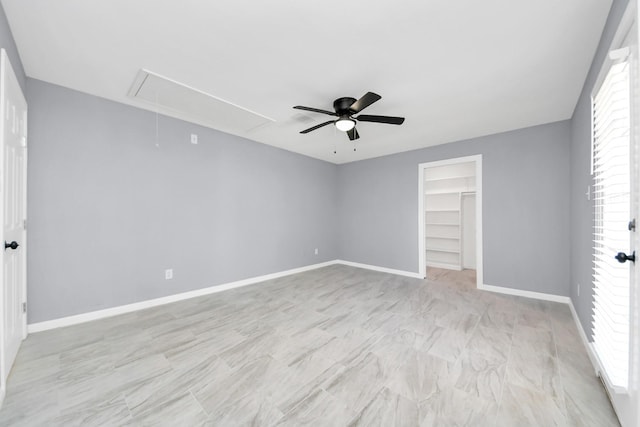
[333,123,337,154]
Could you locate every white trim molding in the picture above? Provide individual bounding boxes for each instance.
[478,283,571,304]
[480,283,601,381]
[568,301,599,376]
[28,260,338,333]
[27,259,426,333]
[28,258,586,342]
[334,260,424,279]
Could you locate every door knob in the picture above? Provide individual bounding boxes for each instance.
[4,241,18,250]
[615,251,635,263]
[4,241,19,250]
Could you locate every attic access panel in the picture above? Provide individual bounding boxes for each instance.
[128,69,274,133]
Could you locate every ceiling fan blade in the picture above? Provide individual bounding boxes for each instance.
[347,127,360,141]
[356,114,405,125]
[293,106,337,116]
[349,92,382,113]
[300,120,335,134]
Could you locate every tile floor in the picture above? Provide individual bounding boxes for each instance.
[0,265,619,426]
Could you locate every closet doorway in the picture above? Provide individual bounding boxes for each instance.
[418,155,483,288]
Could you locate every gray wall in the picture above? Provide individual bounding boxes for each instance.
[0,0,25,92]
[13,0,619,324]
[570,0,629,339]
[338,121,572,296]
[27,79,338,323]
[26,74,573,324]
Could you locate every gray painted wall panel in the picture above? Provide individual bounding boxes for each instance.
[338,121,571,296]
[570,0,629,339]
[27,79,337,323]
[12,0,613,324]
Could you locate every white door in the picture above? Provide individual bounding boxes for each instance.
[0,49,27,394]
[461,193,476,269]
[624,14,640,425]
[591,8,640,425]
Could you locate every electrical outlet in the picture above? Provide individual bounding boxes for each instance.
[190,134,198,144]
[577,283,580,296]
[165,269,173,280]
[314,248,319,255]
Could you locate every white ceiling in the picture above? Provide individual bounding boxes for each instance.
[2,0,612,164]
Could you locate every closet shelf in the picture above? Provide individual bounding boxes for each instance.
[426,247,460,254]
[424,189,469,195]
[423,163,476,272]
[424,175,474,183]
[426,261,462,271]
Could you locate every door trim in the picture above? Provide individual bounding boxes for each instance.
[418,154,483,288]
[461,192,476,270]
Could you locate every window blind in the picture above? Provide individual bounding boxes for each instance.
[591,56,631,390]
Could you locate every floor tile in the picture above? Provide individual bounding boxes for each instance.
[496,382,566,427]
[274,388,355,427]
[348,387,420,427]
[0,265,620,426]
[419,386,498,427]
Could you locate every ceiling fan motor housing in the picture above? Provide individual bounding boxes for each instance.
[333,97,357,115]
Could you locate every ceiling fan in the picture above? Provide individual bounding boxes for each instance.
[293,92,405,141]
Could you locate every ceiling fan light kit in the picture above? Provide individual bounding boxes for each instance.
[335,118,355,132]
[293,92,405,142]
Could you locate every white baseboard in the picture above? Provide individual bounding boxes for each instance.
[480,284,600,378]
[27,260,339,333]
[29,259,585,336]
[335,260,424,279]
[567,301,599,375]
[478,283,571,304]
[28,259,424,333]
